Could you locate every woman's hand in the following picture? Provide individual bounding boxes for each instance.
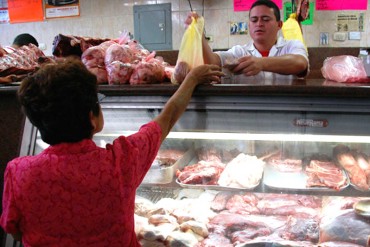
[185,64,224,85]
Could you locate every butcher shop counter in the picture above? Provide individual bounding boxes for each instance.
[3,78,370,247]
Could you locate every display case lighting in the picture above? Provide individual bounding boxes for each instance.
[95,132,370,143]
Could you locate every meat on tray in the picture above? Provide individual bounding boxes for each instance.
[218,153,265,189]
[176,160,226,185]
[155,149,185,167]
[305,160,347,190]
[320,197,370,246]
[334,145,370,190]
[268,158,303,172]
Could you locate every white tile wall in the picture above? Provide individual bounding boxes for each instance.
[0,0,369,56]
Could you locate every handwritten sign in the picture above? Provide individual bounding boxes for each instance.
[45,0,80,19]
[316,0,367,10]
[8,0,43,23]
[234,0,282,12]
[0,7,9,23]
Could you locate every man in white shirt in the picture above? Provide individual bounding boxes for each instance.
[185,0,309,83]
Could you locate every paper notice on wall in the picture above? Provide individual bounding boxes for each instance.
[45,0,80,19]
[234,0,282,11]
[316,0,367,11]
[8,0,44,23]
[336,13,363,32]
[0,7,9,23]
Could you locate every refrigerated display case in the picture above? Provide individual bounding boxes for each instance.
[11,82,370,246]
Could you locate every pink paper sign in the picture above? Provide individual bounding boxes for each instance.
[234,0,282,12]
[316,0,367,10]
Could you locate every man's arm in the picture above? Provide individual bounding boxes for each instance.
[234,54,308,76]
[201,34,221,66]
[185,12,221,66]
[154,65,223,142]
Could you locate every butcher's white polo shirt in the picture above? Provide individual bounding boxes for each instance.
[216,38,309,84]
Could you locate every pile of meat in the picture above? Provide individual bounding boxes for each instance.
[201,192,321,246]
[134,191,370,246]
[176,147,264,189]
[305,160,348,190]
[134,193,217,247]
[319,197,370,246]
[334,145,370,191]
[0,44,47,84]
[52,33,173,85]
[154,149,186,168]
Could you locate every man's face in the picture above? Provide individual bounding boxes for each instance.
[248,5,282,47]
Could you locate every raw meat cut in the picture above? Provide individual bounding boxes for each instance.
[320,209,370,246]
[218,153,264,189]
[305,160,347,190]
[176,160,226,185]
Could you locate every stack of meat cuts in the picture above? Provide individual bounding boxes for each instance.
[305,160,348,190]
[334,145,370,191]
[197,192,322,246]
[0,44,46,82]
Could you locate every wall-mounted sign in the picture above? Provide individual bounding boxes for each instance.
[45,0,80,19]
[316,0,367,11]
[8,0,44,23]
[234,0,282,12]
[0,7,9,23]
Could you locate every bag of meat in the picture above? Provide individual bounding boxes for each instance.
[321,55,368,83]
[106,61,133,85]
[105,43,135,84]
[81,40,117,84]
[129,59,165,85]
[171,16,204,85]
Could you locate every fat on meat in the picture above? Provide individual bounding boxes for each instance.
[195,232,233,247]
[218,153,265,189]
[165,230,200,247]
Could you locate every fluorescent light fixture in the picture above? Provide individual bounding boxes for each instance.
[95,132,370,143]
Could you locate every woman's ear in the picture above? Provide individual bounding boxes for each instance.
[90,111,98,131]
[90,108,104,135]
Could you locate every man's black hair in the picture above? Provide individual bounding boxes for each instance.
[250,0,281,22]
[12,33,39,47]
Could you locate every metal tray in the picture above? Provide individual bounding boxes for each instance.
[142,148,194,184]
[175,178,260,191]
[175,150,262,191]
[350,182,370,192]
[263,163,349,192]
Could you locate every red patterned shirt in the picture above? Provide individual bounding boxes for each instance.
[1,121,162,247]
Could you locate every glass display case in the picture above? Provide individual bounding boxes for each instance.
[15,88,370,247]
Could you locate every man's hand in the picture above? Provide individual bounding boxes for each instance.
[184,12,199,28]
[232,56,263,76]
